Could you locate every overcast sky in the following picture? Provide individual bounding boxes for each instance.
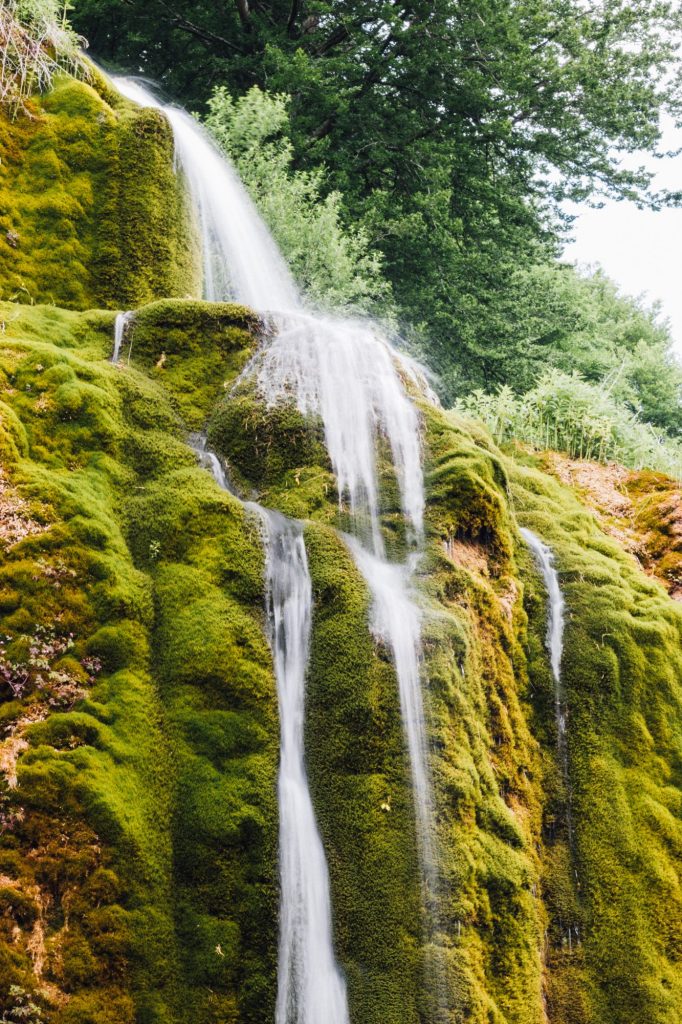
[563,117,682,359]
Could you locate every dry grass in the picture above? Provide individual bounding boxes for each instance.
[0,1,84,116]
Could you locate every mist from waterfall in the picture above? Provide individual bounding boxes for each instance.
[114,74,439,1022]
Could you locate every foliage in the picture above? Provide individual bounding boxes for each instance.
[437,263,682,419]
[508,452,682,1024]
[205,86,391,312]
[458,369,682,479]
[1,986,44,1023]
[0,0,83,115]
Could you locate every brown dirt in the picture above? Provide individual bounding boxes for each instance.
[540,452,682,600]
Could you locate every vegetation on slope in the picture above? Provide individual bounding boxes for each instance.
[207,350,682,1022]
[510,448,682,1024]
[0,0,83,116]
[0,301,277,1023]
[0,74,199,310]
[1,43,682,1024]
[537,455,682,601]
[457,371,682,480]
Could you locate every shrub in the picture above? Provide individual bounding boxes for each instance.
[0,0,83,115]
[457,369,682,478]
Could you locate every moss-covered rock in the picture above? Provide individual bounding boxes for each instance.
[508,454,682,1024]
[0,301,276,1023]
[0,77,200,309]
[125,299,261,428]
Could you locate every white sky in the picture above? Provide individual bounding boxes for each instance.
[562,117,682,359]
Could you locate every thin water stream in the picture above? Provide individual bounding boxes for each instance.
[520,528,566,761]
[261,509,350,1024]
[111,310,132,363]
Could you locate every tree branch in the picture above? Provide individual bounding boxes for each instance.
[287,0,301,38]
[155,0,244,53]
[234,0,252,31]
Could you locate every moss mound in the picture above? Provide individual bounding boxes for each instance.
[0,77,200,310]
[508,451,682,1024]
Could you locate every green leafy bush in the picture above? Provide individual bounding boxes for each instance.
[205,86,392,313]
[458,369,682,478]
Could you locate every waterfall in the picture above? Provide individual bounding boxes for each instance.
[188,433,231,493]
[113,77,425,552]
[259,312,424,555]
[261,510,350,1024]
[520,529,566,751]
[185,429,350,1024]
[113,74,439,1018]
[112,310,132,363]
[348,544,437,891]
[112,78,299,312]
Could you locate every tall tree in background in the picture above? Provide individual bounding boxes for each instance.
[73,0,682,395]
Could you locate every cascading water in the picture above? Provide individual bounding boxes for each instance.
[112,78,299,311]
[520,532,577,951]
[114,74,439,1019]
[112,310,132,363]
[113,77,425,550]
[261,509,350,1024]
[348,545,437,889]
[520,528,566,752]
[188,433,231,493]
[184,430,350,1024]
[259,312,424,555]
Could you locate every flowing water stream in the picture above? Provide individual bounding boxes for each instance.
[520,529,566,757]
[261,509,350,1024]
[114,74,439,1021]
[112,310,132,363]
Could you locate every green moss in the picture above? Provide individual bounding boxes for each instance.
[0,77,199,309]
[125,299,260,428]
[0,299,275,1023]
[510,457,682,1024]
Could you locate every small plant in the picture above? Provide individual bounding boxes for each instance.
[0,624,98,705]
[0,985,44,1023]
[0,0,84,116]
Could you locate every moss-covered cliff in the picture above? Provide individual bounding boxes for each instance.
[0,74,199,310]
[1,76,682,1024]
[0,301,275,1023]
